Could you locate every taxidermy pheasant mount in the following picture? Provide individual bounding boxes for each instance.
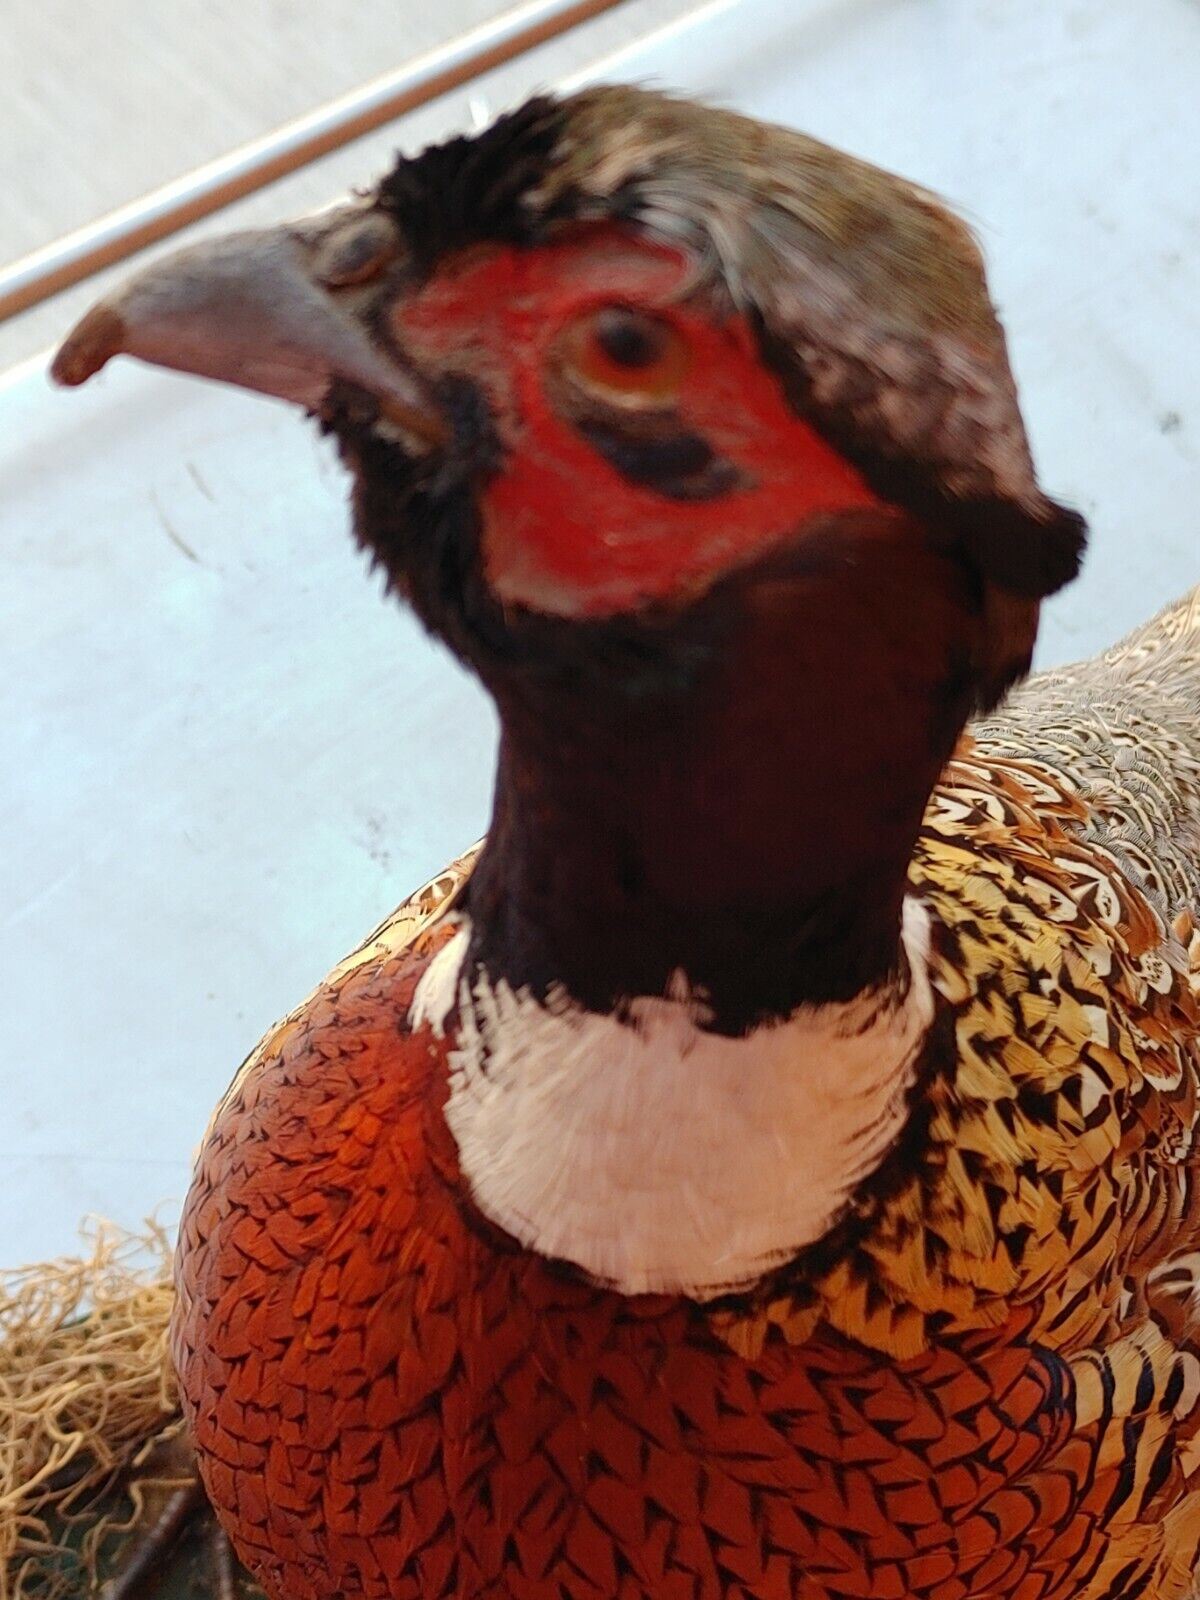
[54,86,1200,1600]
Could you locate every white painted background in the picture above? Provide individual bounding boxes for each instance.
[0,0,696,371]
[3,0,1198,1265]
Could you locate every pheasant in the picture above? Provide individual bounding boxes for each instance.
[55,87,1200,1600]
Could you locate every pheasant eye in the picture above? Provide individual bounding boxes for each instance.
[593,308,669,368]
[557,306,689,408]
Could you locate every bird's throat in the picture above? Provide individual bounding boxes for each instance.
[462,518,980,1032]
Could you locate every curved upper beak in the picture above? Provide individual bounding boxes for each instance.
[52,204,447,452]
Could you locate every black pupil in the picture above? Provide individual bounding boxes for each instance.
[593,308,666,369]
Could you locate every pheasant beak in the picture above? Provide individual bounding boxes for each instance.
[52,206,447,452]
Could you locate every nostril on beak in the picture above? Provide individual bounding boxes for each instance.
[312,216,400,289]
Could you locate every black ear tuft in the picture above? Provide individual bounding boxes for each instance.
[841,459,1089,602]
[751,321,1088,602]
[946,498,1088,599]
[828,445,1089,602]
[376,97,568,271]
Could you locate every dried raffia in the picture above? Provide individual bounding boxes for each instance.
[0,1221,184,1599]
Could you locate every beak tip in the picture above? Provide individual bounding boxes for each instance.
[51,304,128,388]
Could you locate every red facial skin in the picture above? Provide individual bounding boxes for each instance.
[392,227,880,617]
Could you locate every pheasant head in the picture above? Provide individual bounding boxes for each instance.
[56,88,1085,1035]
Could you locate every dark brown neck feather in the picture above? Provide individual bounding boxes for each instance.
[463,512,983,1033]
